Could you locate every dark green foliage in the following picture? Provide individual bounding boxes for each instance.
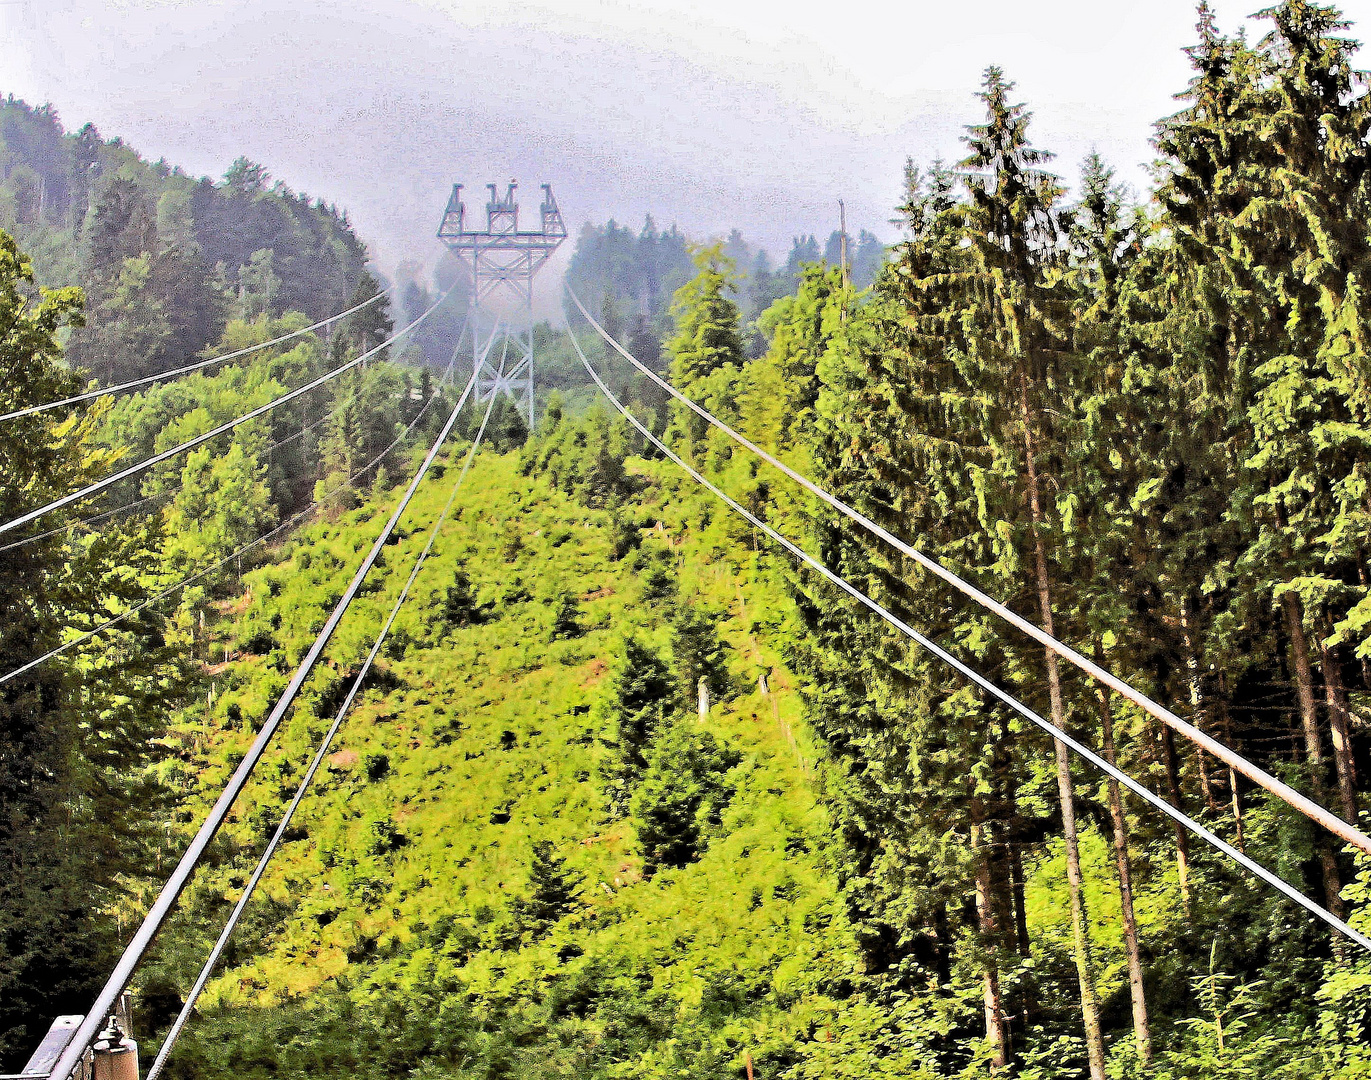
[0,101,374,386]
[598,635,675,814]
[638,561,676,604]
[0,228,184,1064]
[521,401,640,508]
[66,177,223,384]
[437,569,483,631]
[550,592,583,640]
[670,602,731,712]
[564,216,695,367]
[510,841,582,937]
[607,509,641,561]
[631,723,741,871]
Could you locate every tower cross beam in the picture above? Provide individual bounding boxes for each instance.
[438,179,565,429]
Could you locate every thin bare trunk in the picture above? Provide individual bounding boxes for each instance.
[1281,590,1345,921]
[974,825,1010,1071]
[1196,751,1218,814]
[1098,685,1153,1065]
[1020,376,1106,1080]
[1318,625,1357,826]
[1229,766,1246,853]
[1215,673,1246,852]
[1160,724,1192,913]
[1009,842,1030,959]
[1181,599,1219,813]
[1358,550,1371,690]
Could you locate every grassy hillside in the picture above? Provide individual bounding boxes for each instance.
[129,419,1327,1079]
[138,441,906,1079]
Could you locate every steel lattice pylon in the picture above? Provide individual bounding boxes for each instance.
[437,180,566,429]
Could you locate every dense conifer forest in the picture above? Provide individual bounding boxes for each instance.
[8,2,1371,1077]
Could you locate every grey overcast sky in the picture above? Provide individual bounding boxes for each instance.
[4,0,1370,291]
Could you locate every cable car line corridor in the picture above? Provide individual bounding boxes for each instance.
[12,10,1371,1063]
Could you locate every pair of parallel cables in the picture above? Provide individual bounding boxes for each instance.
[0,299,489,687]
[48,306,508,1080]
[143,351,508,1080]
[565,284,1371,954]
[0,309,470,556]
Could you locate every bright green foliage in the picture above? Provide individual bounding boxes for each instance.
[521,400,640,508]
[667,243,745,387]
[164,441,276,568]
[137,449,888,1080]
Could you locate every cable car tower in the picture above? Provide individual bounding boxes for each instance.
[437,180,566,428]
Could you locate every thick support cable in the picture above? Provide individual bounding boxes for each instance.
[144,370,505,1080]
[47,352,484,1080]
[0,292,386,424]
[566,284,1371,859]
[0,288,456,538]
[567,328,1371,954]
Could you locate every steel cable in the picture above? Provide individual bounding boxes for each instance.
[566,284,1371,858]
[0,319,504,690]
[47,331,487,1080]
[0,292,386,424]
[144,348,506,1080]
[567,326,1371,954]
[0,288,458,537]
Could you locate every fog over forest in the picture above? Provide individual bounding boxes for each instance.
[4,0,1340,287]
[10,3,1371,1080]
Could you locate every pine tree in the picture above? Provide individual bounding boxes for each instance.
[510,841,581,937]
[790,152,1033,1065]
[598,635,675,814]
[1066,151,1154,1063]
[666,243,745,455]
[1155,0,1371,921]
[0,229,176,1060]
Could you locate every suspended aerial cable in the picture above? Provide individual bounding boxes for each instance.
[145,349,507,1080]
[0,286,458,539]
[565,284,1371,859]
[47,344,484,1080]
[0,291,387,424]
[0,322,502,690]
[0,489,170,555]
[0,313,474,557]
[566,327,1371,955]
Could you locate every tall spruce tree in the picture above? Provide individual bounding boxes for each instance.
[666,243,746,457]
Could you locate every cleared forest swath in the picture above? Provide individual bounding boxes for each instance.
[46,346,485,1080]
[565,283,1371,860]
[565,324,1371,955]
[144,354,508,1080]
